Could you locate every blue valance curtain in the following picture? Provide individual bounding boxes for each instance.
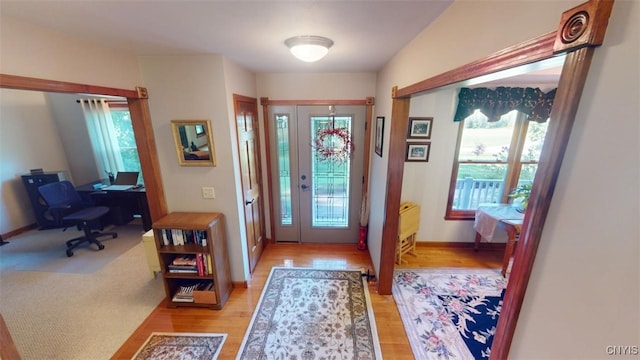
[453,87,557,123]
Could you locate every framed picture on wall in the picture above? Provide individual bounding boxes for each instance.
[407,117,433,139]
[405,142,431,162]
[374,116,384,157]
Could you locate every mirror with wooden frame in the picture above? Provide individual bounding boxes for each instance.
[171,120,216,166]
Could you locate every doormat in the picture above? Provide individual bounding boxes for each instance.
[392,268,507,359]
[131,332,227,360]
[236,267,382,359]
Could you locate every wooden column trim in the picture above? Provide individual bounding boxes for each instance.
[260,97,276,243]
[377,96,410,294]
[127,95,167,223]
[491,45,596,360]
[362,97,375,197]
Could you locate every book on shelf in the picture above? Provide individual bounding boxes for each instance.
[160,229,209,247]
[167,254,210,274]
[172,255,196,266]
[171,280,214,302]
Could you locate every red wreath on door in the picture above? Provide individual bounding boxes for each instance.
[313,126,354,162]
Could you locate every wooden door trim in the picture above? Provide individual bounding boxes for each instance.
[0,74,168,228]
[378,1,614,359]
[260,98,374,243]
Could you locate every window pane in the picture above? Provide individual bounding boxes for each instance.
[111,109,141,172]
[453,163,508,210]
[458,110,517,162]
[275,115,293,226]
[518,164,538,183]
[521,120,549,162]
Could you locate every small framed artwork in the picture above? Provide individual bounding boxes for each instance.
[406,142,431,162]
[407,117,433,139]
[374,116,384,157]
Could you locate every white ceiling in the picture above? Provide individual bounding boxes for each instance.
[0,0,454,73]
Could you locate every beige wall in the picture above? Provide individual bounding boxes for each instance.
[256,73,376,100]
[0,17,141,89]
[0,89,71,233]
[138,54,255,281]
[372,0,639,357]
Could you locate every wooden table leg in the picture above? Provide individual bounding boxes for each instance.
[502,234,516,276]
[500,222,521,276]
[474,232,482,251]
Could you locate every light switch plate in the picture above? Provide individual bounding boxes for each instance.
[202,187,215,199]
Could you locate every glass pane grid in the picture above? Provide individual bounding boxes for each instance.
[276,115,292,225]
[310,116,351,228]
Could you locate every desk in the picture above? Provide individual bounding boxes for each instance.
[474,204,524,276]
[76,179,152,231]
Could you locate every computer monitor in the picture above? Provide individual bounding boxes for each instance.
[114,172,139,185]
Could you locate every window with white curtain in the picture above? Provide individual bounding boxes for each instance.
[79,99,141,179]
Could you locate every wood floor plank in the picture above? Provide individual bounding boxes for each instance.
[111,242,502,360]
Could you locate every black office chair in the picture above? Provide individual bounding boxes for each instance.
[38,180,118,257]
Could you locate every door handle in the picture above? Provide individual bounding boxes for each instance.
[301,184,309,190]
[245,199,255,205]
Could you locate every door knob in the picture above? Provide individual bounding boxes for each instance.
[301,184,309,190]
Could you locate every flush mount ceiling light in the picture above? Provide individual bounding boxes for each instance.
[285,35,334,63]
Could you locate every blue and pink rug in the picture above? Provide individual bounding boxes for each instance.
[392,268,507,359]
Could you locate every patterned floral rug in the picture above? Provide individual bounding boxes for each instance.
[131,332,227,360]
[392,268,507,359]
[237,267,382,359]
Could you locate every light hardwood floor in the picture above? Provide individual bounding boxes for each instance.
[111,242,503,360]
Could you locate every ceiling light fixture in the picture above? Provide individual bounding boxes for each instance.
[285,35,334,63]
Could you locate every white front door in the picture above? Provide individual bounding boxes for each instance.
[269,105,365,243]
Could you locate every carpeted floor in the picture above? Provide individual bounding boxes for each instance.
[0,223,143,274]
[0,223,165,359]
[237,267,382,359]
[132,332,227,360]
[392,268,507,359]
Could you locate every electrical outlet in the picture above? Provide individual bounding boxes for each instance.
[202,187,215,199]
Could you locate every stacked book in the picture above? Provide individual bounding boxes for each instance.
[171,281,214,303]
[168,255,198,273]
[167,254,212,276]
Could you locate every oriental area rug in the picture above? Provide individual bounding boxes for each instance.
[392,268,508,359]
[131,332,227,360]
[236,267,382,359]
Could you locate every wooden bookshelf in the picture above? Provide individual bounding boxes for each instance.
[152,212,232,309]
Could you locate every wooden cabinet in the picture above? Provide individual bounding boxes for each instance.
[152,212,232,309]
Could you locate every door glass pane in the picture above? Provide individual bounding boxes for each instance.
[276,114,292,225]
[310,116,351,228]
